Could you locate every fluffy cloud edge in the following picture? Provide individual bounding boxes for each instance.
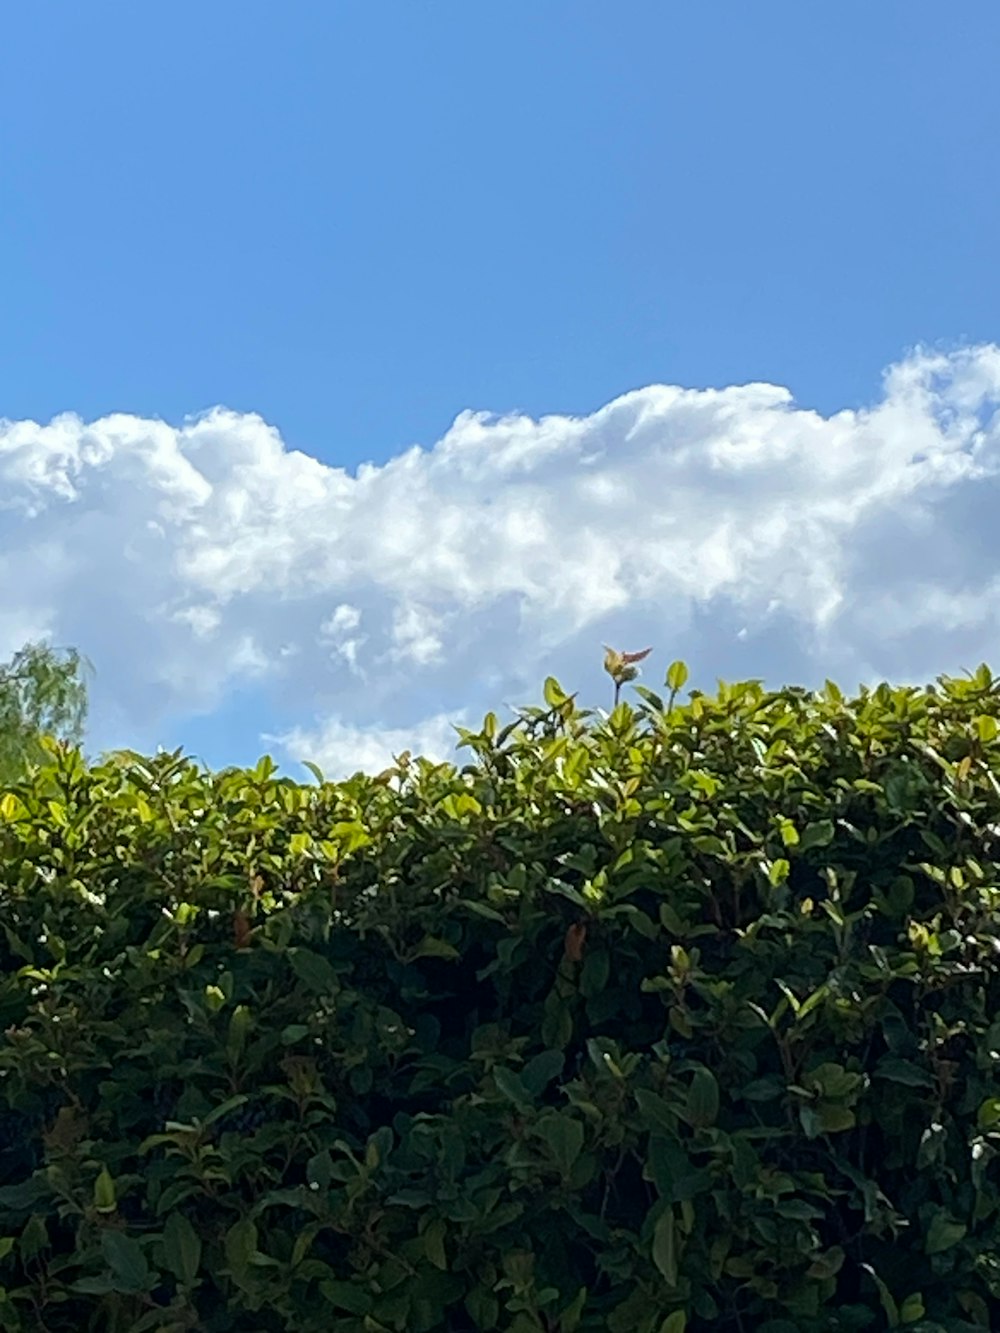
[3,341,1000,774]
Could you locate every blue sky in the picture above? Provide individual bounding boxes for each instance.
[3,3,1000,775]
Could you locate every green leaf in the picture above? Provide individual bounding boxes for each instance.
[806,1061,862,1100]
[815,1103,856,1134]
[536,1114,585,1173]
[69,1276,116,1296]
[493,1067,531,1108]
[101,1230,150,1294]
[976,714,997,743]
[774,1198,823,1220]
[126,1312,187,1333]
[411,935,461,961]
[798,1106,823,1140]
[684,1067,719,1128]
[779,819,799,847]
[289,948,338,993]
[807,1246,845,1280]
[224,1218,259,1282]
[580,945,611,998]
[658,1315,687,1333]
[874,1057,933,1088]
[320,1280,373,1315]
[881,876,915,917]
[587,1037,625,1079]
[634,685,665,712]
[520,1048,565,1095]
[666,660,689,693]
[465,1286,500,1328]
[799,819,835,851]
[646,1136,705,1203]
[542,990,574,1050]
[925,1210,967,1255]
[861,1263,899,1328]
[553,1287,586,1333]
[635,1088,676,1135]
[742,1076,784,1102]
[769,858,791,886]
[162,1211,201,1287]
[306,1149,334,1191]
[93,1166,116,1214]
[652,1210,678,1285]
[226,1004,252,1064]
[0,1176,53,1211]
[543,676,569,707]
[19,1213,48,1263]
[0,792,26,820]
[420,1219,448,1272]
[202,1092,249,1128]
[899,1293,925,1324]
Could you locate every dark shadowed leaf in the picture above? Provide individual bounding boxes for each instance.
[101,1230,150,1293]
[163,1210,201,1286]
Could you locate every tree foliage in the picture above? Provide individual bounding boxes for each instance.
[1,661,1000,1330]
[0,641,90,781]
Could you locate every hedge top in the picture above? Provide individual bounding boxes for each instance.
[1,661,1000,1332]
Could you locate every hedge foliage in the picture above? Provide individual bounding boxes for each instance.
[2,662,1000,1332]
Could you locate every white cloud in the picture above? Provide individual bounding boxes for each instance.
[321,604,362,635]
[318,603,367,676]
[272,710,467,781]
[3,343,1000,775]
[388,602,446,666]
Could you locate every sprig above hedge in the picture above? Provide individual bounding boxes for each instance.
[2,660,1000,1331]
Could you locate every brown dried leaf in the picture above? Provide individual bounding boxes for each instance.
[564,921,587,962]
[233,909,252,949]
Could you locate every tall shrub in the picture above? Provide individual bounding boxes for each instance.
[1,664,1000,1331]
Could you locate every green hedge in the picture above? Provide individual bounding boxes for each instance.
[2,664,1000,1331]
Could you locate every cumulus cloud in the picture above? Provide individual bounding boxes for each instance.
[3,343,1000,776]
[272,710,468,781]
